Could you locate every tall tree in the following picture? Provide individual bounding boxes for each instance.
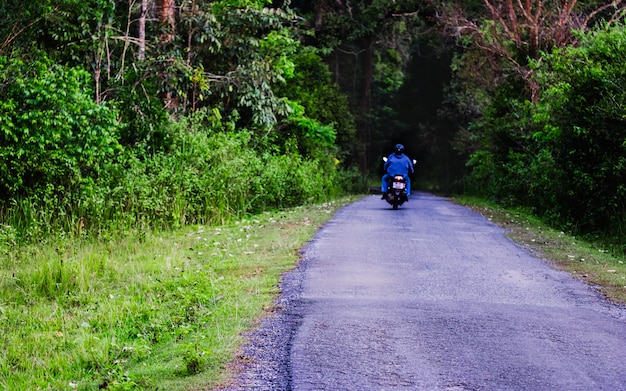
[157,0,177,108]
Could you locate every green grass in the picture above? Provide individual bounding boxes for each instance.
[456,196,626,305]
[0,197,358,391]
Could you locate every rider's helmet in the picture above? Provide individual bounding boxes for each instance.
[394,144,405,155]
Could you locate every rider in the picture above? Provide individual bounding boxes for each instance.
[381,144,414,197]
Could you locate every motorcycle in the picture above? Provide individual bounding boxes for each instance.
[381,157,415,210]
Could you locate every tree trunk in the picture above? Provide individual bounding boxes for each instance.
[138,0,148,61]
[156,0,177,109]
[157,0,176,43]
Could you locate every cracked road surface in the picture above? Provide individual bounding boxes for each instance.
[222,193,626,390]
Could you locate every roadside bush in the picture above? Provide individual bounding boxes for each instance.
[0,98,343,242]
[0,55,121,204]
[463,24,626,242]
[80,110,340,233]
[251,153,334,210]
[92,127,261,230]
[462,96,537,205]
[533,24,626,237]
[0,54,122,240]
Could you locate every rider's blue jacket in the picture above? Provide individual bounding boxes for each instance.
[385,153,414,177]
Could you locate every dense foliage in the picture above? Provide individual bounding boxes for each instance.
[0,0,372,243]
[532,25,626,238]
[0,55,121,201]
[445,2,626,246]
[2,0,626,244]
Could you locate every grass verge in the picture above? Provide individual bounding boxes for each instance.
[455,196,626,305]
[0,197,359,391]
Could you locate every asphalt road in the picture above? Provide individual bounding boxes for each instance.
[222,193,626,391]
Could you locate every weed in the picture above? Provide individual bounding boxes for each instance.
[182,344,209,375]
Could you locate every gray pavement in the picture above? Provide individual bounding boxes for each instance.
[223,193,626,391]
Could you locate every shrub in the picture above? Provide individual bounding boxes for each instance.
[533,24,626,236]
[0,55,121,206]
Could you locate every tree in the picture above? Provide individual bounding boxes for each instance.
[155,0,177,109]
[138,0,148,61]
[437,0,626,103]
